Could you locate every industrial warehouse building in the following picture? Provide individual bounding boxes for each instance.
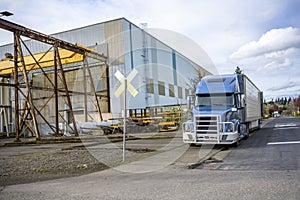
[0,18,211,135]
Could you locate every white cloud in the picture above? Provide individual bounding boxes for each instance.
[230,27,300,60]
[257,58,292,72]
[264,48,297,59]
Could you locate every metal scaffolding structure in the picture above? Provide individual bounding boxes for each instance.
[0,18,107,141]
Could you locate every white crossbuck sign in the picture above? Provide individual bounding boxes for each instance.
[114,69,138,97]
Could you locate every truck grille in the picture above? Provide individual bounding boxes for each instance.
[195,115,219,134]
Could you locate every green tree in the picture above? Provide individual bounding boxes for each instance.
[284,97,287,105]
[234,66,243,74]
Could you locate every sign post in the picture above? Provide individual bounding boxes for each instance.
[114,69,138,162]
[123,79,127,162]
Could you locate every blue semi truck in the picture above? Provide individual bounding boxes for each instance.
[183,74,263,146]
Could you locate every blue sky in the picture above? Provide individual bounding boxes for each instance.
[0,0,299,100]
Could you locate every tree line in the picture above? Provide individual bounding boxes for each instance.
[264,95,300,117]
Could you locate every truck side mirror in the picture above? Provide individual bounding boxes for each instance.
[241,94,245,107]
[236,94,245,108]
[187,95,195,110]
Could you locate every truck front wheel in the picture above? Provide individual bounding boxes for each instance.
[233,133,240,147]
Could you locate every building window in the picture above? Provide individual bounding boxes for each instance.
[147,78,154,94]
[169,84,175,97]
[185,88,190,99]
[158,81,165,96]
[178,86,183,99]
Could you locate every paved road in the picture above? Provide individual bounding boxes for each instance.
[204,117,300,171]
[1,117,299,200]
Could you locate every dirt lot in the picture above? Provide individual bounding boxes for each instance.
[0,134,128,186]
[0,132,177,186]
[0,143,109,186]
[0,135,165,186]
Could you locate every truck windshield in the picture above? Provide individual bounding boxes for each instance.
[195,93,234,107]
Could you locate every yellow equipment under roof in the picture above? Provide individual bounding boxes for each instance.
[0,49,83,75]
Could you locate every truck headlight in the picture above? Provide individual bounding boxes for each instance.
[184,123,194,132]
[226,124,233,132]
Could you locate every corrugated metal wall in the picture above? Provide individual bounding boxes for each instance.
[0,18,211,123]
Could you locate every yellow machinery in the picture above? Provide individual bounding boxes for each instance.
[128,106,186,132]
[0,49,83,75]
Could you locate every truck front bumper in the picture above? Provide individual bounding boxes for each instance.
[183,121,239,145]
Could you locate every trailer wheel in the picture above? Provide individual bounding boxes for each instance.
[239,124,249,140]
[257,120,261,130]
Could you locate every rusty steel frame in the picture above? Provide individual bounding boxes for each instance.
[82,55,103,121]
[0,18,107,141]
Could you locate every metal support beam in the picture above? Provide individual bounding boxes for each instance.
[1,18,83,55]
[55,47,79,136]
[85,59,103,121]
[83,56,88,122]
[0,18,106,62]
[15,34,41,140]
[0,18,107,139]
[13,33,19,141]
[54,47,59,136]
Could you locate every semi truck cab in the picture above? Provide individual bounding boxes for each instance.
[183,74,262,146]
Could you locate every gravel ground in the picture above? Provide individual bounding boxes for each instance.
[0,146,109,186]
[0,141,158,187]
[0,132,176,187]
